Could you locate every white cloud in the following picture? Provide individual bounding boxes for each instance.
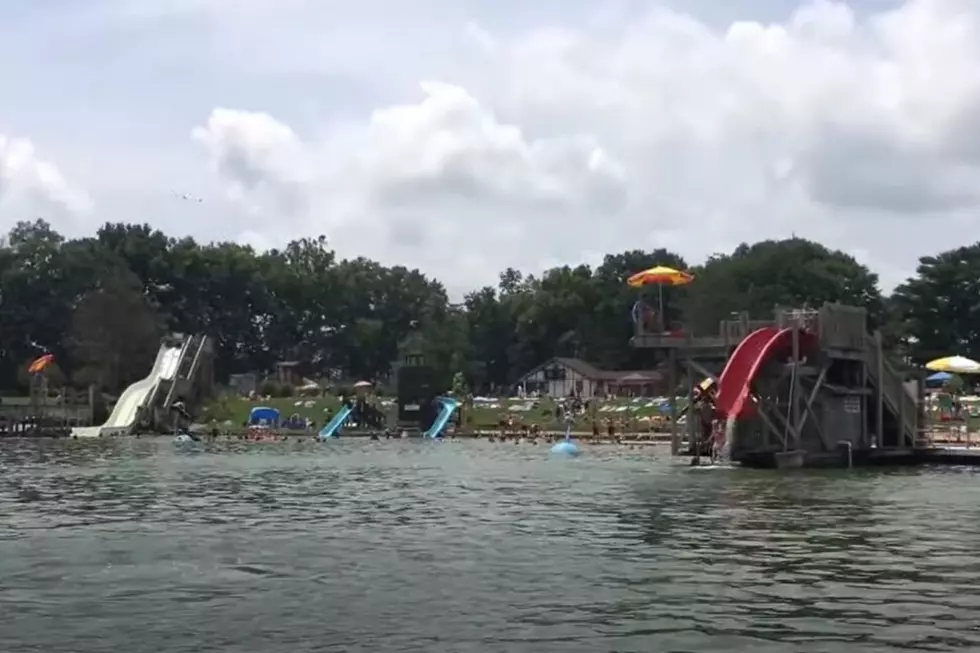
[0,134,92,231]
[193,82,628,286]
[8,0,980,297]
[192,108,311,220]
[184,0,980,296]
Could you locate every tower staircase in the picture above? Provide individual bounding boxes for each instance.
[864,333,922,448]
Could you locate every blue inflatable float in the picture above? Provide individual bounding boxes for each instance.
[550,424,580,457]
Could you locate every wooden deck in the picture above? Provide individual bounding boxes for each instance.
[916,446,980,466]
[865,445,980,466]
[727,445,980,469]
[631,315,773,353]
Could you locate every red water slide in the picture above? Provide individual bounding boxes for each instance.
[714,327,818,420]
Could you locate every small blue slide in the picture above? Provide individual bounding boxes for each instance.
[423,397,459,439]
[318,404,353,439]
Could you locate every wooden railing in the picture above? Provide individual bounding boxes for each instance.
[721,318,773,343]
[632,313,772,348]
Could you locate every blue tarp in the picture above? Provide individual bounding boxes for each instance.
[248,406,280,426]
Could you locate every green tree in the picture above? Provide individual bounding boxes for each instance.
[683,238,883,334]
[67,270,163,391]
[463,286,514,391]
[890,244,980,363]
[0,217,965,399]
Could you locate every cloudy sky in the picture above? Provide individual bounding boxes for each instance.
[0,0,977,296]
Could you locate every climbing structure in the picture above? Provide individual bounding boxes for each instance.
[634,303,923,468]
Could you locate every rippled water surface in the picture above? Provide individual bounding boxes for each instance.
[3,438,980,652]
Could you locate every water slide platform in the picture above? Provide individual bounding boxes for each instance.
[70,340,188,438]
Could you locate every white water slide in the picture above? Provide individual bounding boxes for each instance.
[72,343,183,438]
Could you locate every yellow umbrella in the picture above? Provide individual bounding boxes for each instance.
[626,265,694,330]
[925,355,980,374]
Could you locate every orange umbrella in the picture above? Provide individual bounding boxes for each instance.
[28,353,54,374]
[626,266,694,329]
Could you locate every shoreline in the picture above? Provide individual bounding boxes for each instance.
[208,428,676,441]
[0,426,683,442]
[31,428,678,444]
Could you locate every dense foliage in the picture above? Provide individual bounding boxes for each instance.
[0,219,969,394]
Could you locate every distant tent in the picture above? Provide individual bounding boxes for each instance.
[248,406,280,426]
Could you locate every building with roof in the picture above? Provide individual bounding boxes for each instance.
[514,357,664,399]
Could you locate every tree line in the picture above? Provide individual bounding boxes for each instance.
[0,218,972,395]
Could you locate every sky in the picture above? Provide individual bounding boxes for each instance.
[1,0,977,298]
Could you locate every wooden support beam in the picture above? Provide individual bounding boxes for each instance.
[800,391,831,452]
[898,382,907,447]
[791,328,801,435]
[875,330,884,448]
[682,358,703,460]
[686,359,718,381]
[860,354,869,448]
[915,379,927,448]
[765,404,803,449]
[668,349,679,455]
[750,398,788,449]
[794,364,832,452]
[795,364,828,444]
[684,358,699,461]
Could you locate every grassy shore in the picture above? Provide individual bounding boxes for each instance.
[199,393,980,439]
[200,394,686,432]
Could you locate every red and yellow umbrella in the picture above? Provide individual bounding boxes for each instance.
[626,265,695,330]
[27,353,54,374]
[626,265,694,288]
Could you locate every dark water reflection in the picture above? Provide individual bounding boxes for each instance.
[2,438,980,652]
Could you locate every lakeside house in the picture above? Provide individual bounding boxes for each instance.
[514,357,663,399]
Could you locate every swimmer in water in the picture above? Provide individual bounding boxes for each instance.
[171,397,200,441]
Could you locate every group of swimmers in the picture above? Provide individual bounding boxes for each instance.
[180,426,654,447]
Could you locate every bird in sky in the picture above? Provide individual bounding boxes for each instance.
[171,189,204,203]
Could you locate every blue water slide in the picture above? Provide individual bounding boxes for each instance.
[423,397,459,439]
[318,404,353,439]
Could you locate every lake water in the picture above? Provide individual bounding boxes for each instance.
[2,438,980,652]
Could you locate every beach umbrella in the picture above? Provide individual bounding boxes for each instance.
[353,380,373,388]
[626,265,694,288]
[27,353,54,374]
[925,355,980,374]
[625,265,695,329]
[925,371,953,385]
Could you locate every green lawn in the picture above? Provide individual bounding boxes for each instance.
[466,396,686,428]
[201,395,347,426]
